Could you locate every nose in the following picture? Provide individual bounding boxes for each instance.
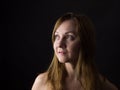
[57,38,66,48]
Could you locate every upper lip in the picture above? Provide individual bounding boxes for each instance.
[57,48,66,54]
[59,51,64,53]
[58,50,66,54]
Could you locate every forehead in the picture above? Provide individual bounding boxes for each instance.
[55,19,77,34]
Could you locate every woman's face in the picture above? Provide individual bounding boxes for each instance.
[53,19,80,63]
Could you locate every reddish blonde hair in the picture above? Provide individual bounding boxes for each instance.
[47,12,103,90]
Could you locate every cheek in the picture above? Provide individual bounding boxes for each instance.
[69,42,80,54]
[53,42,56,51]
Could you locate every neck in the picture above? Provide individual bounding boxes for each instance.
[65,62,76,78]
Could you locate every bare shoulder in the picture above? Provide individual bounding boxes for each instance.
[31,72,48,90]
[100,75,118,90]
[103,78,118,90]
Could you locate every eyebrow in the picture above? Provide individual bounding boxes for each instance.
[55,31,76,35]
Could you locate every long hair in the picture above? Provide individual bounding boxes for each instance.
[47,12,103,90]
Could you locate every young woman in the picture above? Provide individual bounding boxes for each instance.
[32,12,118,90]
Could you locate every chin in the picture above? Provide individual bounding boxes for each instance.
[58,58,69,63]
[58,60,66,63]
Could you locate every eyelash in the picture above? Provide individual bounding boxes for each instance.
[54,35,59,39]
[54,34,75,40]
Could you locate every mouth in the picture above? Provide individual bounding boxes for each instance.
[58,51,66,55]
[57,48,67,55]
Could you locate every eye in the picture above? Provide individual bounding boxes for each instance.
[54,34,60,40]
[66,35,75,40]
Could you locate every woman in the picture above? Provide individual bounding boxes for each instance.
[32,12,118,90]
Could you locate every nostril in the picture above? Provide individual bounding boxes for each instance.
[58,41,66,48]
[56,37,66,48]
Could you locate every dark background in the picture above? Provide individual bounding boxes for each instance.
[1,0,120,90]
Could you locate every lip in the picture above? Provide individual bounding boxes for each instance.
[58,51,66,54]
[57,48,67,55]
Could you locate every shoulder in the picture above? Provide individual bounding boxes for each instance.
[103,78,118,90]
[100,75,118,90]
[100,74,118,90]
[31,72,48,90]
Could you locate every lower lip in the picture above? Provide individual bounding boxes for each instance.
[59,52,66,55]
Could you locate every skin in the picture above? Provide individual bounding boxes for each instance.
[31,19,118,90]
[53,19,82,89]
[53,20,80,67]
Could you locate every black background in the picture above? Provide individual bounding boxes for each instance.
[1,0,120,90]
